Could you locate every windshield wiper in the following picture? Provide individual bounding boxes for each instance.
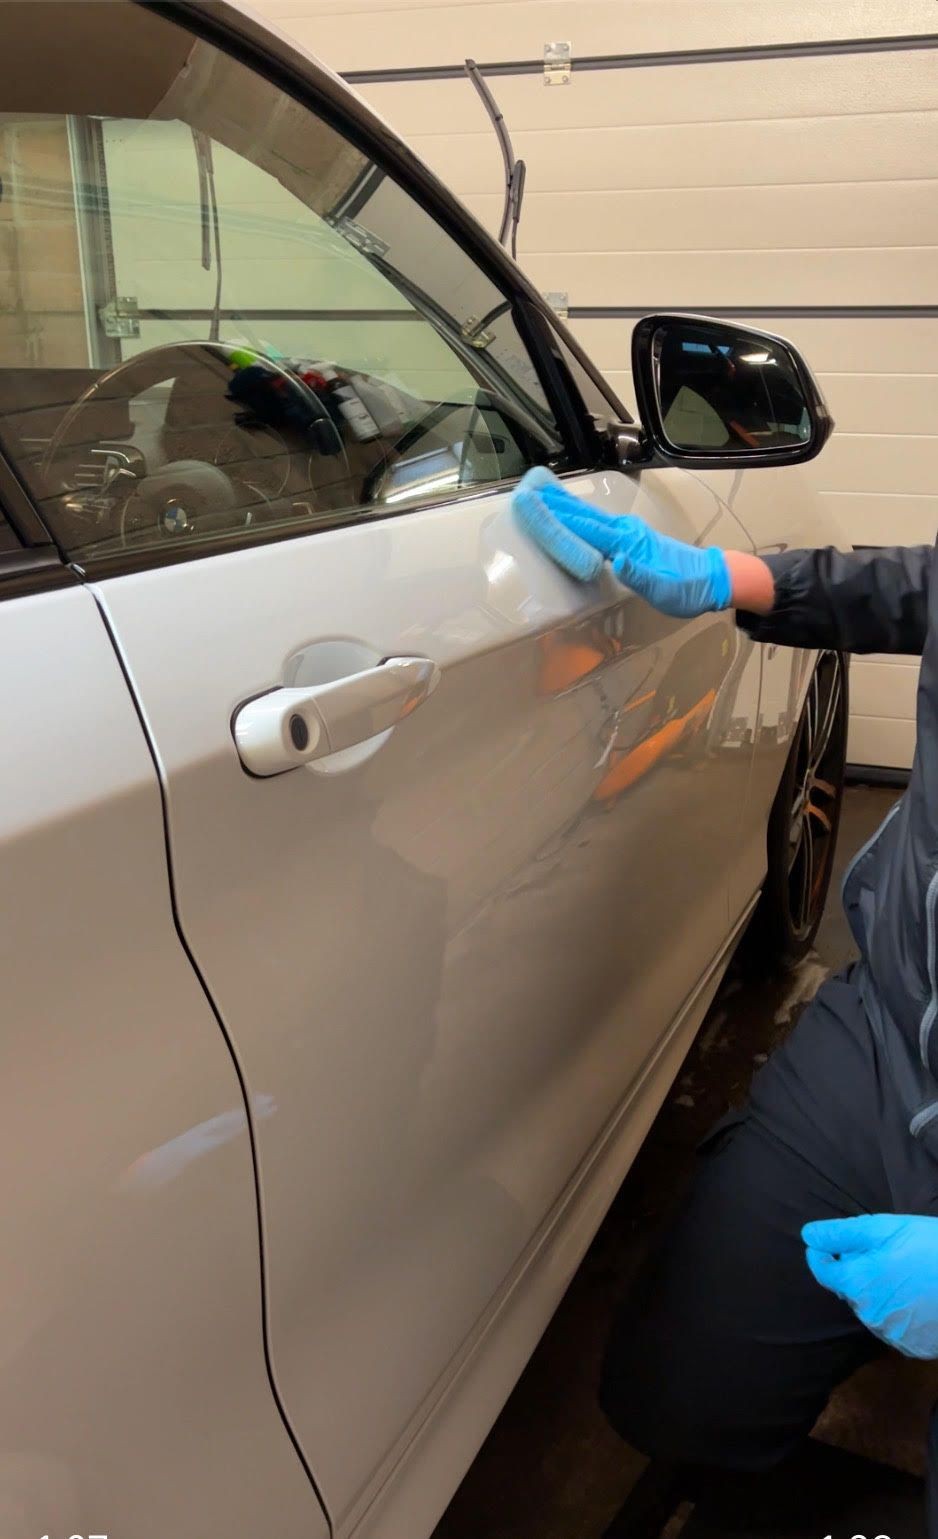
[464,60,526,259]
[191,129,224,343]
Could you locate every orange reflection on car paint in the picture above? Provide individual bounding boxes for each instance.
[535,616,723,802]
[593,687,717,802]
[535,621,627,696]
[621,689,657,716]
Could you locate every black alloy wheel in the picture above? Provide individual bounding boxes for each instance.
[748,650,848,970]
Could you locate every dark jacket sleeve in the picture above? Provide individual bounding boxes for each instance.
[737,545,932,656]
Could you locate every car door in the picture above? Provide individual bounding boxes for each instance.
[0,2,758,1528]
[99,481,754,1534]
[0,521,328,1534]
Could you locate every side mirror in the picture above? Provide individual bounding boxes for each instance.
[630,313,833,470]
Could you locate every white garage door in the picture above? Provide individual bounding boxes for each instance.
[256,0,938,772]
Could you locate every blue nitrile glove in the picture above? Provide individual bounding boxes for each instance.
[511,468,731,618]
[803,1214,938,1359]
[511,467,604,582]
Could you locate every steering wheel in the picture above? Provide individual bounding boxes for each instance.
[44,340,351,547]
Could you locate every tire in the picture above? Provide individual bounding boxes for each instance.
[746,650,849,971]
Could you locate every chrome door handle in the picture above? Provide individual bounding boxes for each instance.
[233,655,441,777]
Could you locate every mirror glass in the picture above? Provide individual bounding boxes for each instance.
[653,320,812,454]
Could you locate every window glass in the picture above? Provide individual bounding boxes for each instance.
[0,2,562,561]
[548,323,631,427]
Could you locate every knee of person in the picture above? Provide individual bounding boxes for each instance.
[598,1309,769,1469]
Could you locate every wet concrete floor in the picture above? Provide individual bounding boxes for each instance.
[433,785,930,1539]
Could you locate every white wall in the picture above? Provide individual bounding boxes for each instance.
[253,0,938,770]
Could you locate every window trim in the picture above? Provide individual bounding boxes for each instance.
[0,541,77,597]
[520,304,632,467]
[545,314,634,427]
[64,475,537,582]
[0,447,78,596]
[0,452,56,548]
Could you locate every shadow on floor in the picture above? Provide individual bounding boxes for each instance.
[432,786,904,1539]
[681,1440,924,1538]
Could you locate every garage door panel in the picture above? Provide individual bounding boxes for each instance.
[362,54,938,138]
[750,318,938,376]
[266,0,938,72]
[817,491,938,547]
[805,433,938,497]
[461,181,938,255]
[405,111,938,198]
[527,249,937,309]
[817,373,938,436]
[851,657,921,719]
[848,713,917,770]
[571,318,938,378]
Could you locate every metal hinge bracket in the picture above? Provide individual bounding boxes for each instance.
[328,215,389,258]
[460,315,495,349]
[543,291,569,319]
[544,41,572,86]
[99,295,140,339]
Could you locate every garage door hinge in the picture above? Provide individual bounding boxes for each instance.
[543,290,569,319]
[328,214,389,259]
[460,315,495,348]
[543,41,572,86]
[99,295,140,339]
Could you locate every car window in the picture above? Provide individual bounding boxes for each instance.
[546,322,632,428]
[0,2,563,563]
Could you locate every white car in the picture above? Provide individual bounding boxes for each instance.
[0,3,848,1536]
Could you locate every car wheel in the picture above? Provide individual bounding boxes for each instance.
[747,650,848,970]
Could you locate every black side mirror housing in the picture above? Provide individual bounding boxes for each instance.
[629,313,834,471]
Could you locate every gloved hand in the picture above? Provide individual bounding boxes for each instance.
[803,1214,938,1359]
[511,467,731,619]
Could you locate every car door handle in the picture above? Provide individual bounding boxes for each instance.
[233,655,441,777]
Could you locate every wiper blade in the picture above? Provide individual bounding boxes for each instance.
[191,129,223,342]
[464,59,526,258]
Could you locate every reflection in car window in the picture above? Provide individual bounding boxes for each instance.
[0,2,562,561]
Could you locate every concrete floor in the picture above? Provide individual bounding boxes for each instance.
[433,784,930,1539]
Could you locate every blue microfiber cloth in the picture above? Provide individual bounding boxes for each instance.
[511,466,604,582]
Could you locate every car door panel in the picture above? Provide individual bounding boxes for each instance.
[0,586,326,1539]
[99,461,757,1522]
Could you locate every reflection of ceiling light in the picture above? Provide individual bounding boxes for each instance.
[485,550,514,584]
[383,471,460,505]
[740,351,772,364]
